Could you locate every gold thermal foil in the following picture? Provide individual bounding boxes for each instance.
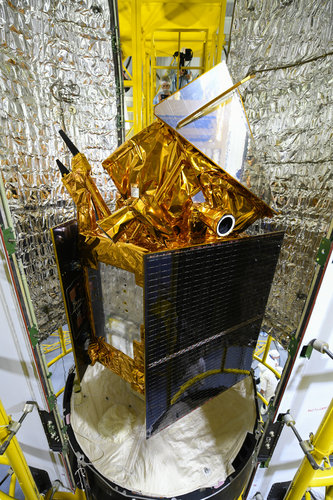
[88,336,144,394]
[61,152,147,285]
[195,205,232,234]
[80,234,147,287]
[61,115,276,394]
[101,119,274,250]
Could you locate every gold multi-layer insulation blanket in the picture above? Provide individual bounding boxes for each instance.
[62,118,274,392]
[100,120,273,251]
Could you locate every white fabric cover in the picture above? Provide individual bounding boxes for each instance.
[70,363,256,497]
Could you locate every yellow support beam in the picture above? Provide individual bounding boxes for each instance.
[0,400,42,500]
[215,0,227,64]
[131,0,143,133]
[284,398,333,500]
[326,485,333,500]
[309,467,333,487]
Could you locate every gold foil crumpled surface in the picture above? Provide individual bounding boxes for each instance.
[100,119,274,251]
[62,152,148,286]
[88,336,144,394]
[62,118,275,392]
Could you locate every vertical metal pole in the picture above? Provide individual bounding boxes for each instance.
[142,41,148,128]
[149,37,156,124]
[203,30,209,73]
[59,326,65,356]
[216,0,227,63]
[131,0,142,133]
[176,31,181,90]
[209,33,216,69]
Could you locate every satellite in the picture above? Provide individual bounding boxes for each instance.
[52,62,283,441]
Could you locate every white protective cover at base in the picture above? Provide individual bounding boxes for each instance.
[70,363,256,497]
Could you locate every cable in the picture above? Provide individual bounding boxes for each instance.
[68,431,104,463]
[0,470,12,487]
[309,490,320,500]
[247,50,333,77]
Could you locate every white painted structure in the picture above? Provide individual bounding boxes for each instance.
[248,244,333,499]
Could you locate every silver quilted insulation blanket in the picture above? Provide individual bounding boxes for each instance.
[0,0,118,337]
[229,0,333,343]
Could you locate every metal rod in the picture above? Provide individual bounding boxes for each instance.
[262,335,273,364]
[0,401,41,500]
[284,400,333,499]
[177,74,255,128]
[323,347,333,360]
[58,129,80,156]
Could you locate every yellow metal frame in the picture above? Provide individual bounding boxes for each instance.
[42,327,73,398]
[120,0,228,137]
[0,399,86,500]
[0,400,42,500]
[284,398,333,500]
[147,28,210,124]
[253,334,333,499]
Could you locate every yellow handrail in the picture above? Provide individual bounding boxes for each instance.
[0,400,42,500]
[284,398,333,499]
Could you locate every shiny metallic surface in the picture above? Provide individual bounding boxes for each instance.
[228,0,333,344]
[154,63,253,187]
[0,0,118,337]
[100,263,143,351]
[100,119,274,252]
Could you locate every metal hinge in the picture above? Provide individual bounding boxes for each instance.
[315,238,331,267]
[258,419,285,466]
[288,334,298,358]
[38,408,62,452]
[1,226,16,255]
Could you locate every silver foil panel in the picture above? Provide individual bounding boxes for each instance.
[0,0,119,337]
[154,62,252,186]
[100,263,143,358]
[228,0,333,344]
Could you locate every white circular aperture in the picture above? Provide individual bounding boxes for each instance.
[217,214,235,237]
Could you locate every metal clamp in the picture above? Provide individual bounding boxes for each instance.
[301,338,333,361]
[311,339,333,360]
[282,412,324,471]
[0,402,36,455]
[75,452,92,499]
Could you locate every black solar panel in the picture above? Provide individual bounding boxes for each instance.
[144,232,284,437]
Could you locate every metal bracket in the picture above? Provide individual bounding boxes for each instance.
[47,394,57,412]
[1,226,16,255]
[258,419,285,466]
[28,325,40,348]
[300,343,313,359]
[282,412,324,471]
[288,334,298,358]
[38,409,62,452]
[315,238,331,267]
[0,402,36,455]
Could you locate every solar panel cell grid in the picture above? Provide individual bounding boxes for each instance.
[144,233,284,437]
